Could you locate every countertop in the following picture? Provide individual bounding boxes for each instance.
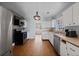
[54,33,79,47]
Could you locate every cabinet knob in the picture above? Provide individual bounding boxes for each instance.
[70,48,75,52]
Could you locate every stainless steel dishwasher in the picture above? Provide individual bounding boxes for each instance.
[53,35,60,54]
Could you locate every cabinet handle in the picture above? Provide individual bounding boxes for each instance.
[61,40,66,44]
[70,48,75,52]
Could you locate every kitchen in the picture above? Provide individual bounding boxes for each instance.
[0,2,79,56]
[49,3,79,56]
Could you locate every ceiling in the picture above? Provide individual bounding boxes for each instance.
[0,2,75,20]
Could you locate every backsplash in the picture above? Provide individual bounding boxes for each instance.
[65,26,79,36]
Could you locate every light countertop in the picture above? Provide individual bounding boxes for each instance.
[54,33,79,47]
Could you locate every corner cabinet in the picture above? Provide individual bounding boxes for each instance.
[62,6,73,27]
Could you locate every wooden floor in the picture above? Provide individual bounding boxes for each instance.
[12,39,58,56]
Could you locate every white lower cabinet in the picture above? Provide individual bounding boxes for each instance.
[60,40,79,56]
[67,42,79,56]
[42,31,49,40]
[49,32,54,46]
[49,34,79,56]
[60,40,67,56]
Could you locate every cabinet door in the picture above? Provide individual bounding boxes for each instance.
[49,32,54,46]
[60,40,67,56]
[42,31,49,40]
[63,6,73,27]
[67,42,79,56]
[73,3,79,26]
[51,33,54,46]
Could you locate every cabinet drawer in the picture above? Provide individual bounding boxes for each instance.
[60,41,67,56]
[67,42,79,56]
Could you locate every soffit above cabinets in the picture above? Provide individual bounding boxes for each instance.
[0,2,75,20]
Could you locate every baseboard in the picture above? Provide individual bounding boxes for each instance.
[42,39,49,41]
[27,38,35,40]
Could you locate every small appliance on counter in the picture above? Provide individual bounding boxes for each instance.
[65,29,69,36]
[65,29,77,37]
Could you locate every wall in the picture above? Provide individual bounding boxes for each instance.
[41,20,52,39]
[27,17,36,39]
[41,20,52,29]
[27,16,52,39]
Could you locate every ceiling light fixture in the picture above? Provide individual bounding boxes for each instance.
[34,11,40,20]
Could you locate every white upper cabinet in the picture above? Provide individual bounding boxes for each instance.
[62,3,79,27]
[63,6,73,27]
[73,3,79,26]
